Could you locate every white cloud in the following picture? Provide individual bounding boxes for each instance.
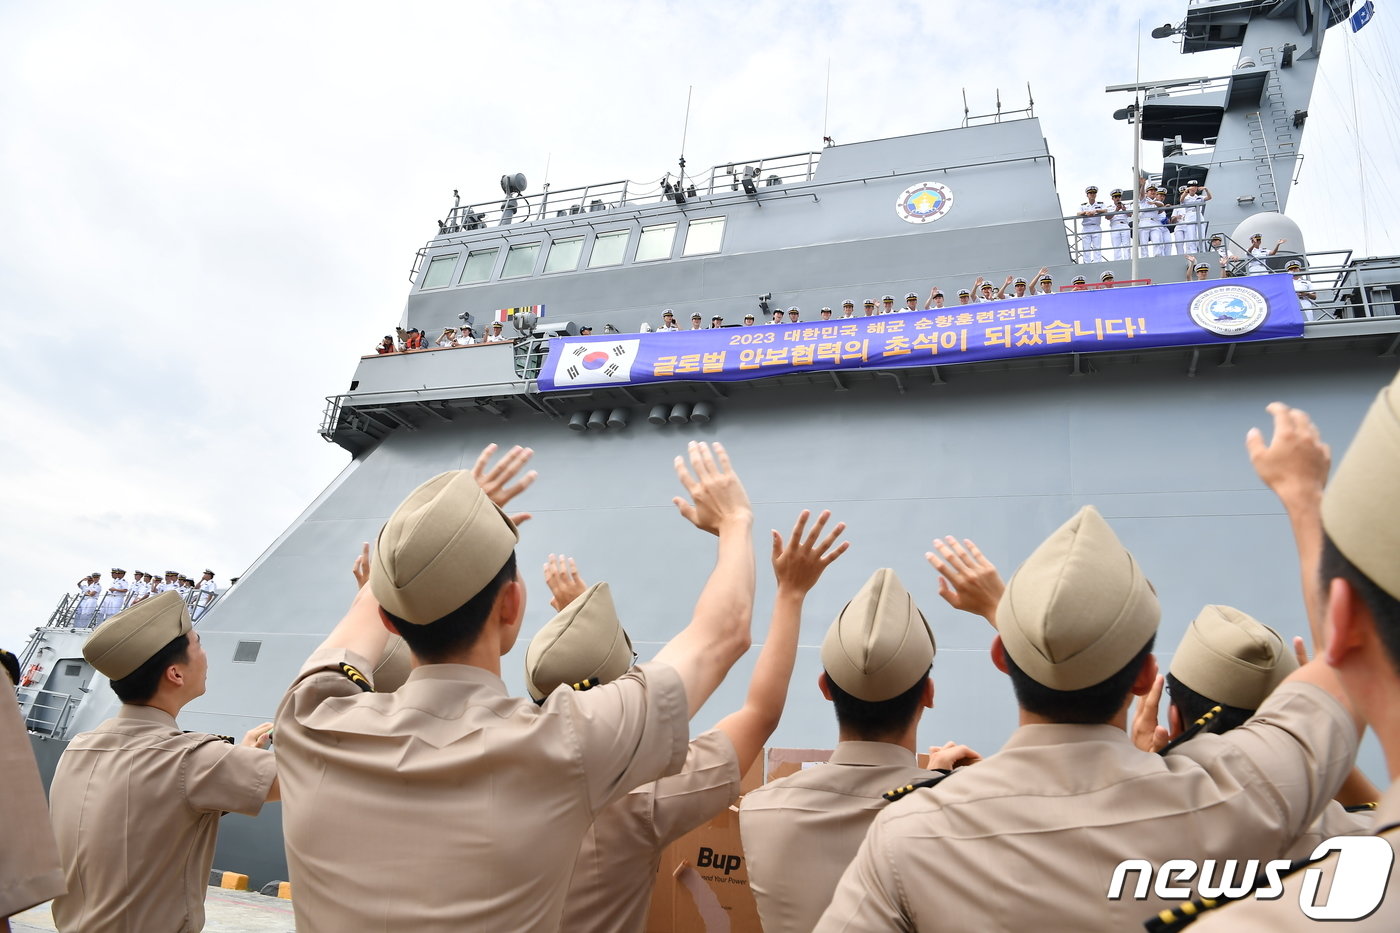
[0,0,1394,652]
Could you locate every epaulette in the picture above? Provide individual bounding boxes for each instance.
[1143,856,1311,931]
[1142,825,1400,931]
[183,731,236,745]
[339,662,374,692]
[1157,705,1223,756]
[570,677,600,692]
[882,770,952,802]
[1345,801,1379,813]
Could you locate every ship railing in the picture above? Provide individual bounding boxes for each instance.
[39,586,222,632]
[435,151,824,238]
[18,687,81,736]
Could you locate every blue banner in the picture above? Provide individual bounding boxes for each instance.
[1352,0,1375,32]
[537,275,1304,392]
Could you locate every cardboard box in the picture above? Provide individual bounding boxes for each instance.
[645,757,764,933]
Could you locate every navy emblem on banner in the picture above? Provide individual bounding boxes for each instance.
[895,182,954,224]
[1188,285,1269,337]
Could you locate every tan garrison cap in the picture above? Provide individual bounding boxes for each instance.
[524,583,634,702]
[83,591,192,680]
[371,634,413,692]
[370,471,519,625]
[1170,605,1298,709]
[998,506,1159,691]
[821,569,935,702]
[1323,369,1400,600]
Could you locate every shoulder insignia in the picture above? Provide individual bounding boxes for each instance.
[570,677,599,692]
[1158,705,1223,756]
[339,662,374,692]
[1344,802,1379,813]
[182,731,236,745]
[882,770,952,802]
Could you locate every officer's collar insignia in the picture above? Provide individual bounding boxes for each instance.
[339,662,374,692]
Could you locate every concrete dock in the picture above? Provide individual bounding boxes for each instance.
[10,887,296,932]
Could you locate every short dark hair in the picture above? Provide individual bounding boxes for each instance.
[1004,637,1155,724]
[0,649,20,687]
[825,667,931,741]
[1321,534,1400,677]
[111,634,191,703]
[1163,672,1254,734]
[383,554,518,663]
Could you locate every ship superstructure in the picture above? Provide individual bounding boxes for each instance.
[13,0,1400,887]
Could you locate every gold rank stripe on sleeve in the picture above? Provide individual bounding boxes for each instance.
[1345,801,1380,813]
[1157,706,1223,757]
[339,663,374,692]
[882,770,953,802]
[570,677,599,692]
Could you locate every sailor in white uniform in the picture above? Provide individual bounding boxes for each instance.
[74,574,101,630]
[486,321,510,343]
[1107,189,1132,261]
[1077,186,1107,262]
[1137,186,1170,257]
[128,571,150,606]
[1286,260,1320,321]
[840,300,855,318]
[193,570,218,621]
[1174,180,1211,254]
[99,569,130,621]
[1245,233,1287,274]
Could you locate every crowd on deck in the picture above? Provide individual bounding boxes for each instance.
[70,568,221,629]
[375,322,514,354]
[373,180,1328,349]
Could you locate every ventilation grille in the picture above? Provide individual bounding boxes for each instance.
[233,641,261,663]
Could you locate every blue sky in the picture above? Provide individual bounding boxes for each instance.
[0,0,1395,651]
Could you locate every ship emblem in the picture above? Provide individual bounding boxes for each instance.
[895,181,954,225]
[1188,285,1270,337]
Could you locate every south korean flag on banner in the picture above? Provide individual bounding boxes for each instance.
[551,339,642,386]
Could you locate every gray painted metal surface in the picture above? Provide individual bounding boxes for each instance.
[16,0,1392,892]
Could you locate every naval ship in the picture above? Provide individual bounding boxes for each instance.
[12,0,1399,889]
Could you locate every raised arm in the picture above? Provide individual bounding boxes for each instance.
[1269,237,1287,256]
[1245,404,1361,733]
[653,442,757,718]
[1246,403,1330,644]
[712,509,848,770]
[543,554,588,612]
[926,536,1004,629]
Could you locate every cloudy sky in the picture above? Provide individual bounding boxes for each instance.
[1,0,1395,653]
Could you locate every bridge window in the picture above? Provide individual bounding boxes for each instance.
[544,236,584,274]
[420,254,459,289]
[635,223,677,262]
[501,243,540,278]
[682,217,726,256]
[588,230,630,268]
[459,248,499,285]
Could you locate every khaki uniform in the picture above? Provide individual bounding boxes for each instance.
[49,705,276,933]
[273,647,689,933]
[741,741,929,933]
[814,682,1356,932]
[1287,800,1375,860]
[564,728,741,933]
[1190,784,1400,930]
[0,695,65,918]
